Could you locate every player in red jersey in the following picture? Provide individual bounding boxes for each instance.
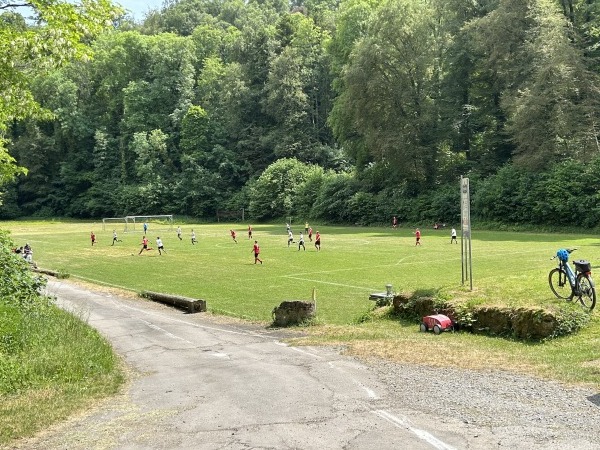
[314,231,321,251]
[138,235,153,255]
[230,229,238,243]
[415,228,421,246]
[251,240,263,264]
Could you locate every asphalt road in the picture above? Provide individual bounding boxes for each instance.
[12,280,598,449]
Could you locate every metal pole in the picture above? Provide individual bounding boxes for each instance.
[461,229,465,284]
[468,232,473,290]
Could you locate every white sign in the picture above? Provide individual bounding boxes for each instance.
[461,177,470,234]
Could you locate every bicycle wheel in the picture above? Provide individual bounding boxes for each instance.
[576,273,596,311]
[548,268,573,300]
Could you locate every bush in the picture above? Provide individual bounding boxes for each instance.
[0,230,47,311]
[248,158,316,220]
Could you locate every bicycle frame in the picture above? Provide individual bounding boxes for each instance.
[559,260,578,289]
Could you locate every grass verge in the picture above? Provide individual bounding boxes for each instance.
[0,300,124,445]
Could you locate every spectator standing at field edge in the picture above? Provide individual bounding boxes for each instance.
[252,240,263,264]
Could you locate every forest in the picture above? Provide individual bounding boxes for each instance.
[1,0,600,226]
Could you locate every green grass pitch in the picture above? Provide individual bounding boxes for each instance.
[4,221,600,324]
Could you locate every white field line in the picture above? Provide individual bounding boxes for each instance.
[283,276,379,291]
[372,410,457,450]
[283,248,547,280]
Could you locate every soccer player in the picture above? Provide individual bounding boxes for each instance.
[91,231,96,246]
[248,225,253,239]
[451,227,457,244]
[138,235,150,255]
[304,222,309,233]
[143,222,148,234]
[191,229,197,245]
[156,236,166,255]
[287,230,294,247]
[176,226,182,241]
[230,229,238,243]
[415,228,421,246]
[314,231,321,251]
[392,216,398,229]
[251,240,263,264]
[298,232,306,251]
[111,229,122,246]
[308,227,313,242]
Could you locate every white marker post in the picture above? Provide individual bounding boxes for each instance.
[460,176,473,290]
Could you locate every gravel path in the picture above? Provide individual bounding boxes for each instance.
[364,359,600,449]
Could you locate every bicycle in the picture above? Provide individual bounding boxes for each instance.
[548,248,596,311]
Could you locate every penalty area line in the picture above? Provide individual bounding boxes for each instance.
[282,275,377,291]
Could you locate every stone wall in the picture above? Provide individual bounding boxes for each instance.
[392,294,579,340]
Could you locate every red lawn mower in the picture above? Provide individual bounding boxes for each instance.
[419,314,454,334]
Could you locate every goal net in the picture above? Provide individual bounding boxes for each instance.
[102,217,127,232]
[124,215,174,232]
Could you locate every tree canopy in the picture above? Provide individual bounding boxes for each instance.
[2,0,600,226]
[0,0,122,191]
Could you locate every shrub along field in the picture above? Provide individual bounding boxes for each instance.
[3,220,600,388]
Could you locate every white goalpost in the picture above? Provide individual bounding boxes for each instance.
[102,217,127,232]
[124,215,174,232]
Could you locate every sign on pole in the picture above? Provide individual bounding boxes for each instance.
[460,176,473,290]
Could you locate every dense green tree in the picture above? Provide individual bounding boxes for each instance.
[264,13,334,164]
[342,0,443,184]
[0,0,122,192]
[248,157,315,219]
[327,0,379,168]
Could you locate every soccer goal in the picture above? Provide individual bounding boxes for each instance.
[102,217,128,232]
[124,215,174,232]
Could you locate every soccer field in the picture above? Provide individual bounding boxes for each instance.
[4,221,600,324]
